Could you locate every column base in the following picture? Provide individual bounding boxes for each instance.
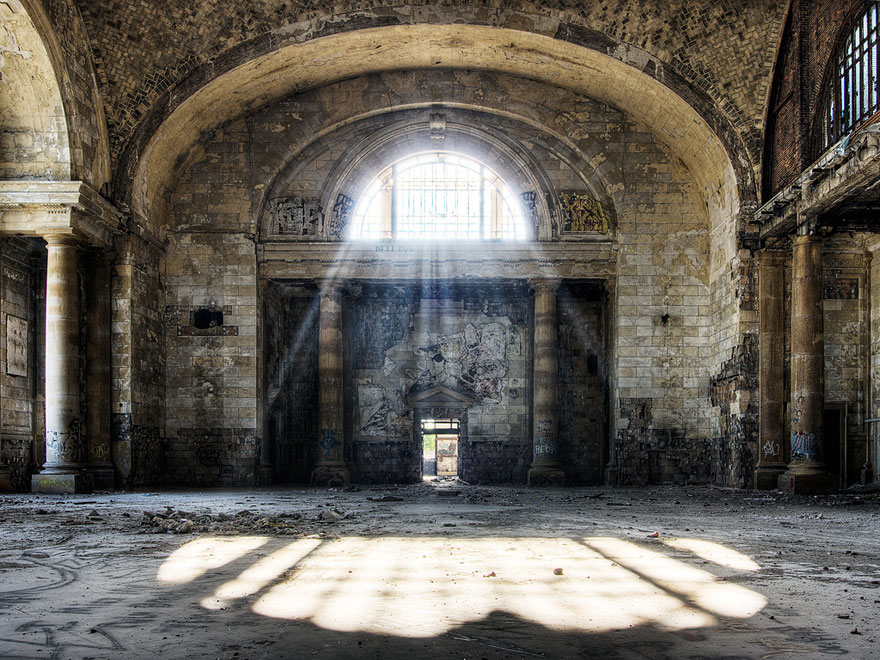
[88,466,116,490]
[777,466,835,494]
[32,471,93,494]
[755,465,787,490]
[528,466,566,487]
[311,465,350,487]
[604,465,619,486]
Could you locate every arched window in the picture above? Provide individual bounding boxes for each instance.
[351,152,527,241]
[818,2,880,152]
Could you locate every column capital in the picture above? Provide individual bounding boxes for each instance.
[0,181,121,248]
[529,278,561,294]
[315,278,346,295]
[43,234,81,248]
[757,249,787,267]
[795,215,819,237]
[793,232,821,245]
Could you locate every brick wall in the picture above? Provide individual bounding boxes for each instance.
[764,0,869,197]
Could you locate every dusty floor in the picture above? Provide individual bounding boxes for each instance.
[0,481,878,660]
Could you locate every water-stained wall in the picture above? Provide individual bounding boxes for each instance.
[558,283,608,484]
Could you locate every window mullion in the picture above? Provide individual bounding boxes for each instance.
[391,164,399,239]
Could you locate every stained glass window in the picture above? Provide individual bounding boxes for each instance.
[351,152,527,240]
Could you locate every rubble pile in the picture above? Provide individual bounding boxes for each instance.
[140,507,303,535]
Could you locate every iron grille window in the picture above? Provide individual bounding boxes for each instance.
[351,152,527,241]
[819,2,880,152]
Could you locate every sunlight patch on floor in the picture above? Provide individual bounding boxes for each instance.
[158,534,767,637]
[157,536,269,585]
[660,537,762,572]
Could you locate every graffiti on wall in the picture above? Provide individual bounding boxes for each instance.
[358,384,411,437]
[791,431,818,462]
[412,322,519,404]
[329,194,355,239]
[320,428,340,456]
[520,191,539,231]
[761,439,781,458]
[267,197,322,236]
[559,192,611,233]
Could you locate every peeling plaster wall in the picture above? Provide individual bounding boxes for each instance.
[345,282,531,484]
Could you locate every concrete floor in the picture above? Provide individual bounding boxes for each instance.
[0,482,878,659]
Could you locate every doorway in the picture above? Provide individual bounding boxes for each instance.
[421,418,460,478]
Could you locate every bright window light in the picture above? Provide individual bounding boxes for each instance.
[351,152,527,241]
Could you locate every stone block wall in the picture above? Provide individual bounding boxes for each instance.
[165,68,738,487]
[822,244,870,485]
[163,232,260,485]
[0,5,70,180]
[613,132,716,484]
[111,234,165,487]
[0,239,43,491]
[264,284,319,483]
[558,284,607,484]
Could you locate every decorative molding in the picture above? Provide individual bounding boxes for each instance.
[5,315,27,377]
[0,181,122,247]
[407,385,475,408]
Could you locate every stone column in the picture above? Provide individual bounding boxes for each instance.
[311,280,350,486]
[85,251,114,488]
[756,250,787,489]
[528,279,565,486]
[32,235,91,493]
[779,232,832,493]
